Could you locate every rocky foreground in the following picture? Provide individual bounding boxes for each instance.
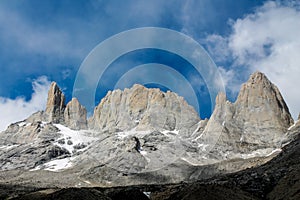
[0,71,299,199]
[1,121,299,200]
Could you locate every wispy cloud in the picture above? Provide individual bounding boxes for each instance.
[0,5,87,62]
[0,76,50,131]
[203,34,230,63]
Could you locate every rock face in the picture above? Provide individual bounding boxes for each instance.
[88,84,200,135]
[44,82,87,129]
[235,71,293,138]
[64,98,87,130]
[195,71,294,157]
[0,120,59,145]
[45,82,66,123]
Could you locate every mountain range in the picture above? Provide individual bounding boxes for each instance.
[0,71,299,200]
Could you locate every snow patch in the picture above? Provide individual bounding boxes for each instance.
[138,146,151,162]
[53,124,96,155]
[288,120,299,130]
[143,191,151,199]
[191,121,203,137]
[266,148,281,157]
[116,128,151,139]
[198,143,209,151]
[192,131,204,142]
[162,130,179,135]
[31,157,74,172]
[43,157,73,171]
[140,150,147,155]
[18,122,26,127]
[239,148,281,159]
[0,144,19,150]
[181,157,200,166]
[240,135,244,142]
[17,122,32,127]
[40,121,47,127]
[83,180,92,185]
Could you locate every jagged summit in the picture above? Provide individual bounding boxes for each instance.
[194,71,294,157]
[43,82,87,129]
[236,71,293,127]
[45,82,66,123]
[37,72,294,136]
[89,83,200,135]
[234,71,293,138]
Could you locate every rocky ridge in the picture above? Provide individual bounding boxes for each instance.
[1,125,299,200]
[88,84,200,135]
[0,71,297,189]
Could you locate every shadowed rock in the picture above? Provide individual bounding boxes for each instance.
[64,98,87,130]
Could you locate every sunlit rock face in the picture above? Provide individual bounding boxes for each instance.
[45,82,66,123]
[193,71,294,158]
[88,84,200,136]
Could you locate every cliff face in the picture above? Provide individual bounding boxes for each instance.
[88,84,200,135]
[234,71,293,141]
[64,98,87,130]
[194,71,294,157]
[45,82,66,123]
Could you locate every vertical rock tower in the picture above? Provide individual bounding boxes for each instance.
[196,71,294,155]
[45,82,66,123]
[64,98,87,130]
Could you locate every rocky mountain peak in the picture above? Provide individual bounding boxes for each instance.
[194,71,294,157]
[215,92,227,106]
[64,98,87,130]
[45,82,66,123]
[235,71,293,128]
[88,84,200,135]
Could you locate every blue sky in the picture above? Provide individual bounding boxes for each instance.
[0,0,299,130]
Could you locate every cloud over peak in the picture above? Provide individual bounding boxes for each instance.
[0,76,51,131]
[206,1,300,119]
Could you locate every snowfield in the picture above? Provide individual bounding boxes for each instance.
[31,124,97,172]
[31,157,74,172]
[53,124,97,154]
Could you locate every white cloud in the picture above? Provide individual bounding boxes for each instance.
[204,34,230,63]
[207,1,300,119]
[229,1,300,119]
[0,76,50,131]
[217,67,240,95]
[0,5,88,63]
